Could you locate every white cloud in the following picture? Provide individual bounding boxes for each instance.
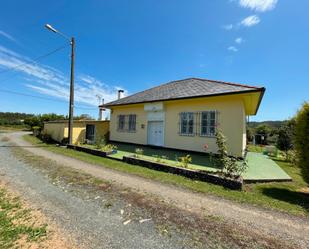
[228,46,238,52]
[222,24,234,30]
[240,15,260,27]
[239,0,278,12]
[0,30,18,43]
[0,45,125,107]
[235,37,243,44]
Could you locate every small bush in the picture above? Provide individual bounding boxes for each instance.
[101,144,117,152]
[61,137,69,145]
[32,126,41,137]
[294,102,309,184]
[215,129,247,179]
[40,133,53,143]
[94,136,106,150]
[178,155,192,168]
[135,148,144,158]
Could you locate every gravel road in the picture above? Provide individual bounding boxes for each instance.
[0,133,199,249]
[1,131,309,249]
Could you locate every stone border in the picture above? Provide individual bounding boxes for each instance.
[67,144,112,157]
[123,156,243,190]
[67,145,243,190]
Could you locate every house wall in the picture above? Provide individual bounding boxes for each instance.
[109,95,247,157]
[43,121,110,144]
[110,105,148,145]
[44,122,65,142]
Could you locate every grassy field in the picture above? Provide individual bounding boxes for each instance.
[23,134,309,216]
[0,186,47,249]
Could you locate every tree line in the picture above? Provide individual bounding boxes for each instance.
[0,112,94,128]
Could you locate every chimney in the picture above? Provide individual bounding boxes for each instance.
[118,89,124,100]
[98,99,105,121]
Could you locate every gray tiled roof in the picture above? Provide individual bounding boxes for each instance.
[103,78,264,107]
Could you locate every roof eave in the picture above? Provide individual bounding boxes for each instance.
[101,88,265,108]
[253,87,266,115]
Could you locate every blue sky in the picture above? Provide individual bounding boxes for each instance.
[0,0,308,121]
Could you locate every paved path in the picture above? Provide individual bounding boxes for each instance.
[244,152,292,181]
[3,132,309,248]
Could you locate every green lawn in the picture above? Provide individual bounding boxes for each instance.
[23,135,309,216]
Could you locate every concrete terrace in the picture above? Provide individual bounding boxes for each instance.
[244,152,292,182]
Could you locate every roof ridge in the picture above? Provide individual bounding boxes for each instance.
[190,77,262,89]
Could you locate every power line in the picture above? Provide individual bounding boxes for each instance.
[0,43,69,75]
[0,88,98,110]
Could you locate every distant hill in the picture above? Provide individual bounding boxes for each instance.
[248,120,287,130]
[0,112,35,125]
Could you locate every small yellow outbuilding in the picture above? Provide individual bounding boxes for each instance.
[43,120,109,144]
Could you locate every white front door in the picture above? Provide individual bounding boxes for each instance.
[147,121,164,146]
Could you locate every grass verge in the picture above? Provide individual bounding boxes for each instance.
[0,186,47,249]
[23,134,309,216]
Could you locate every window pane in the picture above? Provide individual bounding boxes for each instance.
[118,115,125,130]
[210,119,215,126]
[180,112,194,135]
[128,114,136,131]
[200,111,216,136]
[210,126,215,135]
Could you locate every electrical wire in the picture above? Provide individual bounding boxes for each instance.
[0,43,98,112]
[0,88,98,110]
[0,43,69,75]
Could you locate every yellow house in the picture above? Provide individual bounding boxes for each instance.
[43,120,109,144]
[102,78,265,157]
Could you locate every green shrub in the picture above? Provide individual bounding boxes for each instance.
[215,129,247,179]
[294,102,309,184]
[101,144,117,152]
[178,155,192,168]
[276,121,294,160]
[94,136,106,149]
[32,126,41,137]
[135,148,144,158]
[40,133,53,143]
[61,137,69,145]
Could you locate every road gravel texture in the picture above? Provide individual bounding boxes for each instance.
[0,132,309,249]
[0,135,197,249]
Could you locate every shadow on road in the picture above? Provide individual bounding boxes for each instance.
[262,187,309,212]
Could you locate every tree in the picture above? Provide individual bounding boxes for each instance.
[294,102,309,184]
[276,122,294,160]
[24,113,65,129]
[255,124,271,145]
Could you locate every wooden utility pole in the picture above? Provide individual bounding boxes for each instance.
[68,37,75,145]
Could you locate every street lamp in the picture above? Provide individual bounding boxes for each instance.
[45,24,75,145]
